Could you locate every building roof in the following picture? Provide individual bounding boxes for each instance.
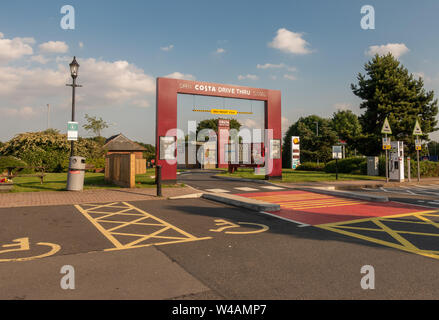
[103,133,147,152]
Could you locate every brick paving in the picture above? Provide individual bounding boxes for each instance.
[0,186,198,208]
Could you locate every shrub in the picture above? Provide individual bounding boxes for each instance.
[0,130,104,172]
[325,157,367,174]
[86,158,106,172]
[296,162,325,171]
[0,156,28,174]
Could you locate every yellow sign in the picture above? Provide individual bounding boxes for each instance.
[383,145,391,150]
[416,146,422,151]
[210,109,238,115]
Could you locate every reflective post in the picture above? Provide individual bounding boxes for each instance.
[335,158,339,180]
[407,157,411,182]
[156,165,162,197]
[385,134,389,183]
[417,149,421,182]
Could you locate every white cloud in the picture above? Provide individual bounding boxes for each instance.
[334,103,352,111]
[242,119,257,128]
[283,74,296,81]
[366,43,409,59]
[238,74,259,81]
[268,28,312,55]
[0,33,34,62]
[4,106,36,117]
[257,63,285,69]
[413,72,432,83]
[30,55,49,64]
[79,41,84,48]
[39,41,69,53]
[0,57,156,114]
[216,48,225,54]
[165,72,196,80]
[160,44,174,51]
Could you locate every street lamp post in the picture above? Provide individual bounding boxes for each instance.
[314,121,319,165]
[66,57,81,156]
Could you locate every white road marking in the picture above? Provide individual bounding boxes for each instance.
[205,189,230,193]
[234,187,259,192]
[259,211,310,227]
[261,186,285,190]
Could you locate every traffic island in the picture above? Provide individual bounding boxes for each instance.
[202,192,280,212]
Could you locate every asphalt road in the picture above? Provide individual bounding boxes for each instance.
[357,185,439,209]
[0,194,438,299]
[178,170,285,194]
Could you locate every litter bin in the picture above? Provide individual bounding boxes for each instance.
[66,156,86,191]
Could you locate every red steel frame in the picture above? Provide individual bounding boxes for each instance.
[156,77,282,183]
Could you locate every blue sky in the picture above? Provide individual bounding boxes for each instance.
[0,0,438,144]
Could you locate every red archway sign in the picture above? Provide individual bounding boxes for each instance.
[156,77,282,183]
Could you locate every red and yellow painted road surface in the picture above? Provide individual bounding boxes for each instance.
[238,190,426,226]
[238,190,439,260]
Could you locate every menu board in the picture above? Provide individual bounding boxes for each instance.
[270,139,281,159]
[160,136,176,160]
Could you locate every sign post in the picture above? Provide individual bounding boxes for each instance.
[67,121,79,141]
[381,117,392,183]
[332,145,342,180]
[413,119,423,182]
[291,136,300,169]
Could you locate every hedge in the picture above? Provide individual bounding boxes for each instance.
[324,157,367,175]
[296,162,325,171]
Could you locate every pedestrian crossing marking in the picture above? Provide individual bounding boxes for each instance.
[261,186,285,190]
[234,187,259,191]
[205,189,230,193]
[75,202,211,251]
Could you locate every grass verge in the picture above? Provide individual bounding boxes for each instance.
[217,168,385,183]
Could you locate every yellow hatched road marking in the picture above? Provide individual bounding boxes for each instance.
[316,210,439,260]
[75,202,211,251]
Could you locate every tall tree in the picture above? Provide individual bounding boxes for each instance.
[83,114,110,137]
[283,115,339,167]
[351,54,438,155]
[196,118,241,141]
[196,118,241,133]
[331,110,362,155]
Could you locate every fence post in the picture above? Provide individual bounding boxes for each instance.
[156,165,162,197]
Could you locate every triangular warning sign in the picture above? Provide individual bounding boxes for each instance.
[413,120,423,136]
[381,117,392,134]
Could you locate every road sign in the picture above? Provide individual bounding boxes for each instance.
[381,117,392,134]
[291,136,300,169]
[415,139,422,151]
[413,119,423,136]
[67,121,78,141]
[332,146,342,159]
[382,137,391,150]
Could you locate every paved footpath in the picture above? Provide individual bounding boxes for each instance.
[0,186,197,208]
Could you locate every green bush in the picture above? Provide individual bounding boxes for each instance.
[324,157,367,174]
[86,158,105,171]
[405,160,439,178]
[0,130,104,173]
[0,156,28,174]
[296,162,325,171]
